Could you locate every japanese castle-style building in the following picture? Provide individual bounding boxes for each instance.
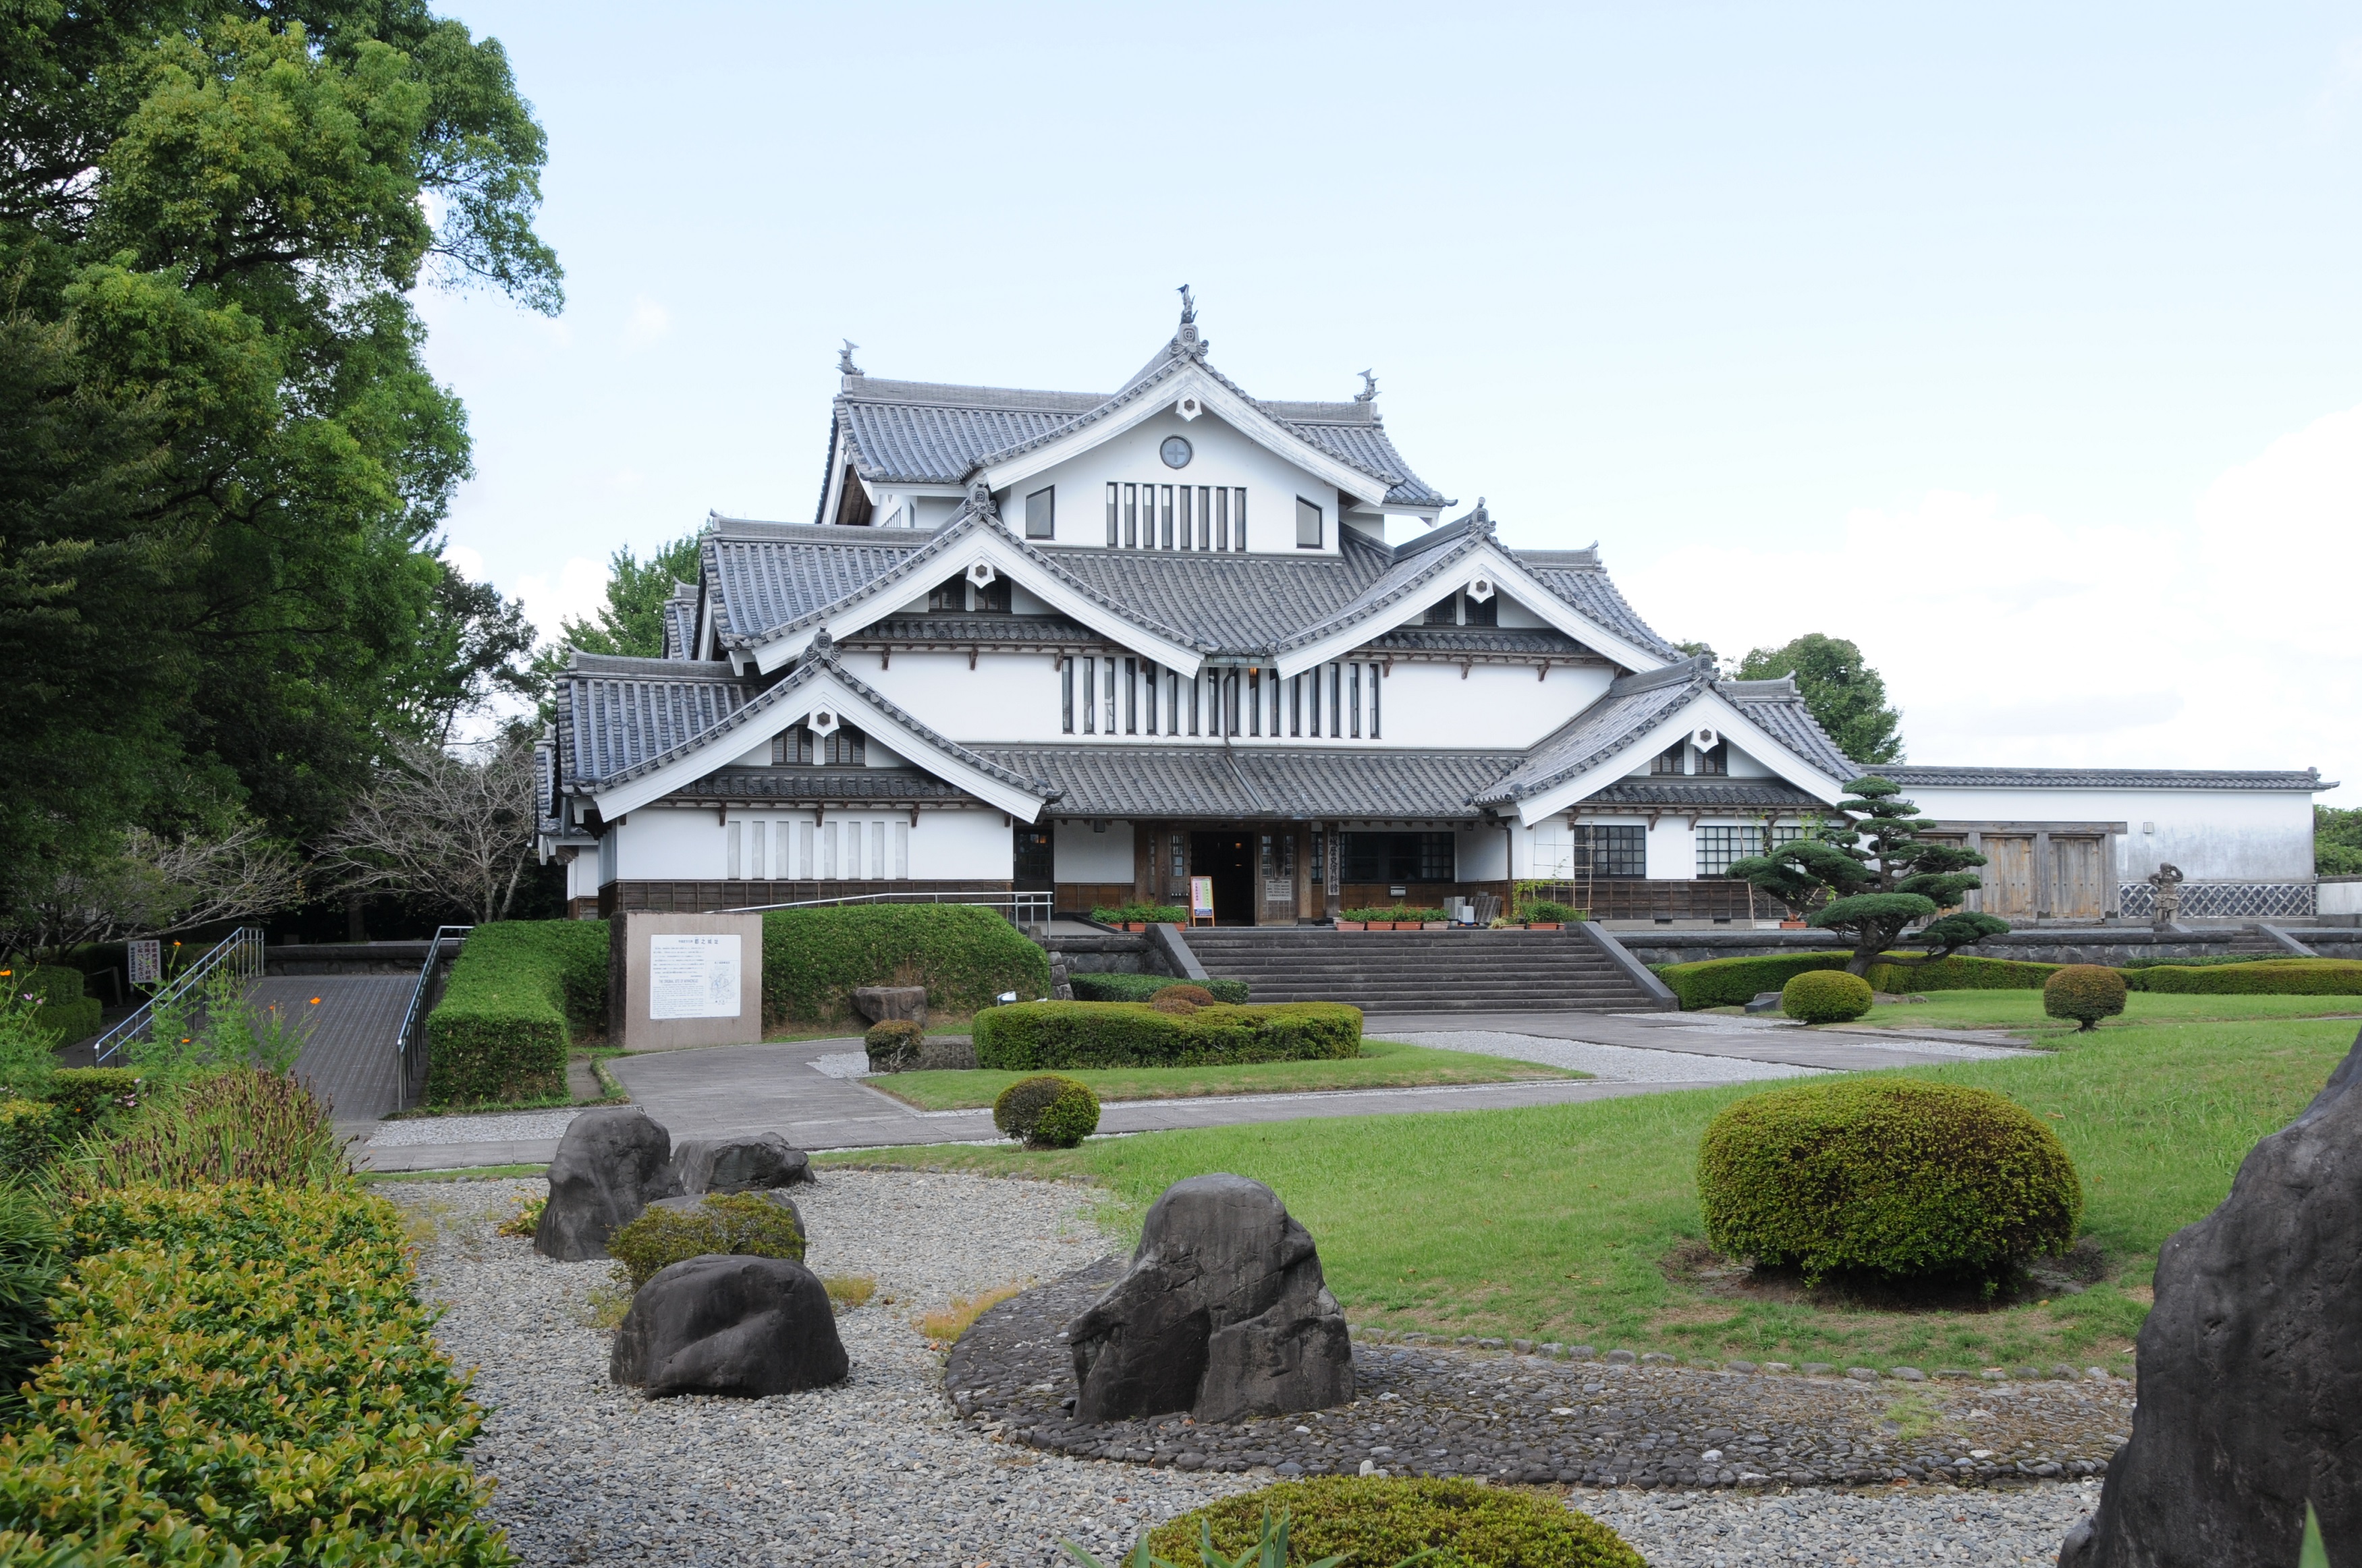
[537,300,2330,926]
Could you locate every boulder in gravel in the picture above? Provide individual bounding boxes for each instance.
[2060,1025,2362,1568]
[610,1253,848,1396]
[851,984,928,1026]
[1066,1173,1350,1424]
[534,1107,677,1261]
[668,1131,811,1194]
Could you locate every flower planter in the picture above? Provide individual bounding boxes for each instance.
[1122,922,1146,932]
[1423,922,1449,930]
[1780,920,1807,930]
[1336,921,1365,930]
[1527,922,1562,930]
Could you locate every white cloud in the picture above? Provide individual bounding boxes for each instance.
[442,542,487,581]
[513,555,610,647]
[624,296,671,348]
[1622,410,2362,803]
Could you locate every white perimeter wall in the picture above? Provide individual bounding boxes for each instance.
[1905,785,2317,881]
[1054,818,1136,880]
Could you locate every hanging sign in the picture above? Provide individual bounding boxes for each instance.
[648,934,742,1020]
[128,939,162,986]
[1190,876,1216,923]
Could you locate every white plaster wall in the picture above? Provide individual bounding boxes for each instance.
[1646,817,1697,880]
[1901,785,2316,880]
[1493,593,1549,629]
[863,649,1065,742]
[1375,663,1614,750]
[1054,817,1136,880]
[2322,878,2362,916]
[1456,823,1510,880]
[615,807,722,880]
[910,809,1012,878]
[1013,405,1350,555]
[566,851,601,900]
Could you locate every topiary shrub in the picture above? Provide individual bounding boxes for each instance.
[974,1001,1361,1071]
[1069,972,1251,1004]
[606,1192,808,1291]
[2122,957,2362,995]
[993,1073,1097,1148]
[1698,1078,2083,1285]
[864,1019,925,1071]
[424,919,608,1106]
[2043,965,2128,1030]
[1147,1476,1647,1567]
[1154,984,1217,1007]
[1781,969,1874,1023]
[761,905,1049,1025]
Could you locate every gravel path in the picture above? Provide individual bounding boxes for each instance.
[368,1109,583,1148]
[388,1173,1259,1566]
[1394,1031,1832,1084]
[1574,1481,2098,1565]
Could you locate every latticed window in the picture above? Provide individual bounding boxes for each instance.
[1533,823,1648,878]
[1695,824,1807,876]
[1651,745,1685,775]
[927,575,966,613]
[776,725,866,766]
[1342,832,1455,883]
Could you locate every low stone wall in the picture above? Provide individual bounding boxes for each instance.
[1036,932,1163,976]
[1618,927,2361,969]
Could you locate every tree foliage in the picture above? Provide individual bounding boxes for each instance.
[319,733,539,924]
[0,1,557,939]
[2318,805,2362,877]
[1735,633,1904,764]
[1728,777,2006,976]
[527,531,701,693]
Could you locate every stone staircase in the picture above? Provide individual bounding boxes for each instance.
[1178,926,1670,1014]
[2224,923,2317,958]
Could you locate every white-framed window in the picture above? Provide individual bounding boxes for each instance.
[1026,485,1055,539]
[1296,496,1323,549]
[1694,824,1807,876]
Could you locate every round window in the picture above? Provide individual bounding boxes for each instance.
[1160,436,1193,469]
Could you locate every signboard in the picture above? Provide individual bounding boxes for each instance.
[1189,876,1216,925]
[128,939,161,986]
[647,934,741,1020]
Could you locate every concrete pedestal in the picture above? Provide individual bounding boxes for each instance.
[607,911,765,1053]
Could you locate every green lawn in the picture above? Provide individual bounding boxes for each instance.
[863,1039,1581,1111]
[820,1009,2359,1371]
[1861,989,2362,1034]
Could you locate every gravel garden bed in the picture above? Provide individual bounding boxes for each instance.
[394,1172,2117,1565]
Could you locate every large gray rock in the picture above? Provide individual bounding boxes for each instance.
[534,1108,677,1261]
[850,985,928,1026]
[1066,1173,1351,1424]
[668,1131,811,1194]
[609,1254,848,1397]
[2060,1026,2362,1568]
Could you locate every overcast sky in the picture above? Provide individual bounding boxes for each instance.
[424,2,2362,803]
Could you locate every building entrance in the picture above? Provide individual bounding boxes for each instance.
[1189,831,1257,925]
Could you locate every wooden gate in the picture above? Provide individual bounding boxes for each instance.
[2050,837,2106,918]
[1981,836,2037,918]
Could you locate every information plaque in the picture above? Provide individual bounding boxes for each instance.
[647,933,741,1020]
[1190,876,1216,925]
[128,939,161,986]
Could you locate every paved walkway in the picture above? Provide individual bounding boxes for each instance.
[354,1010,2033,1173]
[265,975,417,1131]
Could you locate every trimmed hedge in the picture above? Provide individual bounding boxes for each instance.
[761,905,1049,1024]
[1091,903,1188,924]
[1069,972,1251,1004]
[1653,951,2062,1008]
[1148,1476,1647,1567]
[425,919,607,1107]
[1,1183,510,1565]
[2124,957,2362,995]
[974,1000,1363,1071]
[1782,970,1873,1024]
[16,966,99,1046]
[1697,1079,2083,1284]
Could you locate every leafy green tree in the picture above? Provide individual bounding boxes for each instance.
[0,3,557,927]
[2319,805,2362,876]
[1735,634,1904,764]
[1728,777,2006,976]
[527,532,702,692]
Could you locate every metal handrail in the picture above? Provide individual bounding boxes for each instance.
[90,926,266,1065]
[719,888,1052,926]
[395,925,472,1109]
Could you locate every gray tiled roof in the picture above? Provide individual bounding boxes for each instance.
[1722,679,1857,781]
[704,522,931,646]
[1869,765,2332,793]
[966,746,1522,820]
[1043,530,1396,654]
[1364,625,1593,656]
[660,580,699,661]
[667,766,976,803]
[1517,551,1681,662]
[1474,659,1718,805]
[836,613,1097,646]
[829,352,1449,507]
[1578,779,1828,810]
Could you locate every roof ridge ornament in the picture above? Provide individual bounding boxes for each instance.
[1468,498,1493,537]
[811,627,835,658]
[1356,369,1378,403]
[1170,283,1208,360]
[837,339,862,377]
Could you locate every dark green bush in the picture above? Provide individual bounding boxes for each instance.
[1697,1078,2083,1284]
[0,1100,60,1178]
[424,919,607,1107]
[864,1019,925,1070]
[2121,952,2270,969]
[1340,906,1448,924]
[606,1192,808,1291]
[1657,951,2063,1009]
[16,966,99,1046]
[2043,965,2128,1030]
[974,1001,1362,1071]
[1089,903,1188,924]
[1782,969,1873,1024]
[0,1183,59,1418]
[1069,972,1251,1004]
[762,905,1049,1024]
[1147,1476,1647,1567]
[1861,954,2060,993]
[2123,958,2362,995]
[38,1068,143,1134]
[988,1073,1100,1148]
[13,1183,506,1565]
[1518,901,1581,924]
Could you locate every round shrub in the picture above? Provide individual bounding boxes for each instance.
[1697,1078,2083,1285]
[863,1019,925,1070]
[607,1192,806,1290]
[1151,995,1200,1017]
[993,1073,1098,1147]
[1153,984,1216,1007]
[1781,968,1874,1024]
[1148,1476,1646,1567]
[2043,965,2128,1030]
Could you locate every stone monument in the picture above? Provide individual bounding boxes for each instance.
[2147,862,2184,932]
[607,909,764,1052]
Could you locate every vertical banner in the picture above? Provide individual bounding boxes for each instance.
[1190,876,1216,925]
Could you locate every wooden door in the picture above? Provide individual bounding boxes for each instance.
[1258,829,1298,925]
[1981,836,2037,918]
[2051,837,2105,918]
